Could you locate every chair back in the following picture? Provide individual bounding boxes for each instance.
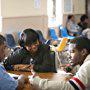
[5,34,16,48]
[17,32,21,39]
[60,27,69,37]
[49,28,58,40]
[59,26,75,39]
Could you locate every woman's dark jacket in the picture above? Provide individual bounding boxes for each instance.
[4,44,56,72]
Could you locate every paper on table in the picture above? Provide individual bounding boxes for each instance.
[8,73,19,79]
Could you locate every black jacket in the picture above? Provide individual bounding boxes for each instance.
[4,44,56,72]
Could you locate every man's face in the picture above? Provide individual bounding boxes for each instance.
[26,40,40,54]
[0,43,7,62]
[70,44,84,65]
[85,18,88,24]
[71,16,75,22]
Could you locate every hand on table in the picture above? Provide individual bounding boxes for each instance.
[17,74,27,90]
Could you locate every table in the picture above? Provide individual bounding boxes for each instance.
[8,70,72,90]
[8,71,59,90]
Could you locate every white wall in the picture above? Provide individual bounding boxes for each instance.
[56,0,63,25]
[0,0,1,16]
[0,0,2,32]
[1,0,48,38]
[2,0,47,17]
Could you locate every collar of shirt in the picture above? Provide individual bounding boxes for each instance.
[84,54,90,63]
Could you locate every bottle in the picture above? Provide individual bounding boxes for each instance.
[30,58,36,76]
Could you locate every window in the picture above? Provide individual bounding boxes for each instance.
[63,0,73,14]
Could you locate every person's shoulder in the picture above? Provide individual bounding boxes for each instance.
[0,64,4,70]
[39,44,50,51]
[19,47,27,52]
[0,64,6,73]
[78,60,90,73]
[78,22,80,25]
[12,47,29,56]
[83,61,90,69]
[19,47,30,56]
[83,55,90,65]
[78,22,82,26]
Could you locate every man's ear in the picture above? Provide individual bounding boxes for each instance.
[81,49,88,56]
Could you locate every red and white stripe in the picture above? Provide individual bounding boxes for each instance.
[70,76,86,90]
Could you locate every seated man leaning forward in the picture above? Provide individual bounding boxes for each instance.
[4,28,56,72]
[0,34,26,90]
[29,36,90,90]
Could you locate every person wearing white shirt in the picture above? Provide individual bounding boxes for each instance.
[29,36,90,90]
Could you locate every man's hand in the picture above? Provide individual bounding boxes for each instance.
[17,74,26,90]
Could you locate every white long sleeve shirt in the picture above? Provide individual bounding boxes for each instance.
[29,54,90,90]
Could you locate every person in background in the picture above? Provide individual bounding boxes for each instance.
[66,15,80,36]
[78,14,88,34]
[29,36,90,90]
[82,28,90,39]
[4,28,56,72]
[0,34,26,90]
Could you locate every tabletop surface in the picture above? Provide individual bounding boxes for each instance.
[8,70,71,90]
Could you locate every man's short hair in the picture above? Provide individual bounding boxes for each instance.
[70,36,90,53]
[0,34,6,45]
[68,15,74,20]
[80,14,88,22]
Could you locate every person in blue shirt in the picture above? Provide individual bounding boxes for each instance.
[66,15,80,36]
[0,34,26,90]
